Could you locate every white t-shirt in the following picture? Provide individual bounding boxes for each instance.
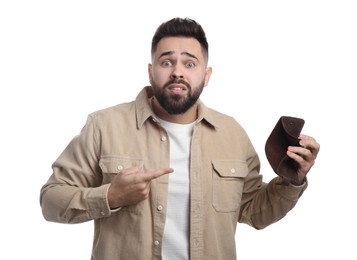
[159,119,194,260]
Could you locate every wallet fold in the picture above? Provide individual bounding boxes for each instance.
[265,116,305,184]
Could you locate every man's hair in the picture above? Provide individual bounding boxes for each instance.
[151,17,209,62]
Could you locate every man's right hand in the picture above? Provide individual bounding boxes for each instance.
[107,167,174,209]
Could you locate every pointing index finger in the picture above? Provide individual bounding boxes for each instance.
[144,167,174,181]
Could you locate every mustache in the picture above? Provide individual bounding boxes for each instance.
[163,79,190,89]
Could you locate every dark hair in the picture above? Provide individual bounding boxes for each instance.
[151,17,209,62]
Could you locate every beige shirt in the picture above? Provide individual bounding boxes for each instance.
[40,86,307,260]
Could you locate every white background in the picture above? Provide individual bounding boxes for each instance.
[1,0,356,259]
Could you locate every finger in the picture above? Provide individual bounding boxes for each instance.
[299,134,320,153]
[287,146,315,170]
[142,167,174,182]
[287,148,305,161]
[286,149,311,172]
[288,145,312,161]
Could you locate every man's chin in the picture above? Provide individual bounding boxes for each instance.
[169,94,185,102]
[161,101,190,115]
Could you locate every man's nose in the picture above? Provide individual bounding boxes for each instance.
[170,65,184,79]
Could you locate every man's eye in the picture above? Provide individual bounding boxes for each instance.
[186,62,195,68]
[162,61,172,67]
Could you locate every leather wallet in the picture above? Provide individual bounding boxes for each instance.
[265,116,305,184]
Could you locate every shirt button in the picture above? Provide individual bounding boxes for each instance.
[161,136,167,142]
[154,240,160,246]
[157,205,163,211]
[100,211,105,216]
[230,168,236,174]
[117,165,123,171]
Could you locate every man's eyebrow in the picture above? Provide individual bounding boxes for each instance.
[159,51,174,59]
[158,51,198,60]
[181,51,198,60]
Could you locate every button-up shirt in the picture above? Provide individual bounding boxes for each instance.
[40,86,307,260]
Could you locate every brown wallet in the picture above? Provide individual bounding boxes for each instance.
[265,116,305,184]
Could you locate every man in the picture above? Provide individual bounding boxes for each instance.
[40,17,320,260]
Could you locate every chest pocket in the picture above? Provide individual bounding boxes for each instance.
[212,160,249,212]
[99,156,144,184]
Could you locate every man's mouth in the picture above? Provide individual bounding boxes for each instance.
[169,84,186,90]
[167,83,188,94]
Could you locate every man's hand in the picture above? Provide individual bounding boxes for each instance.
[287,134,320,185]
[107,167,174,209]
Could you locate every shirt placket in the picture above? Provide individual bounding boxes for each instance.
[190,124,204,260]
[152,126,170,259]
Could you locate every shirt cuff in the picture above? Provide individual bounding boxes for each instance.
[105,184,123,214]
[110,207,122,213]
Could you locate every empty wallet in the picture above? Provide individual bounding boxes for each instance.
[265,116,305,184]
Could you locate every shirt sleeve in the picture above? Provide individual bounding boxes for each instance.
[40,115,112,223]
[238,137,308,229]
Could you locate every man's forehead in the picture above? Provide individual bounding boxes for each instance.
[155,37,202,57]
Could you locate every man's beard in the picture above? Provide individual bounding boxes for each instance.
[150,78,204,115]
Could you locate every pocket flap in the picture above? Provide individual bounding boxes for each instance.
[212,160,248,178]
[99,156,144,174]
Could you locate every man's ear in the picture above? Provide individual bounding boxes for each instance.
[148,63,153,81]
[204,67,212,86]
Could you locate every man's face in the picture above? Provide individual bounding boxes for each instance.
[148,37,212,115]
